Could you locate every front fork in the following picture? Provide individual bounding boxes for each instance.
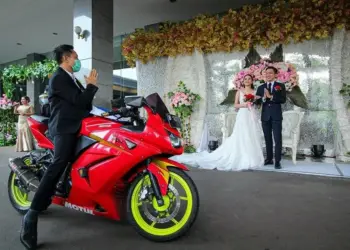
[145,157,188,206]
[147,169,164,206]
[146,159,168,206]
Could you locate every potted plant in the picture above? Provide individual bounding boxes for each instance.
[311,120,330,158]
[311,145,326,158]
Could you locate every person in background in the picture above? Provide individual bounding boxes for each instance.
[14,96,34,152]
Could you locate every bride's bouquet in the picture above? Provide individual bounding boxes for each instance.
[243,93,255,110]
[243,93,255,103]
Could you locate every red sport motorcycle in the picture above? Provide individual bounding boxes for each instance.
[7,93,199,241]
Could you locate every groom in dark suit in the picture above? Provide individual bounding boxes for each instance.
[256,66,286,169]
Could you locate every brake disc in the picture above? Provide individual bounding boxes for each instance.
[142,184,181,224]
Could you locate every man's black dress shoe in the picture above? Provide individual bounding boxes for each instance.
[264,159,274,165]
[20,210,38,250]
[275,162,282,169]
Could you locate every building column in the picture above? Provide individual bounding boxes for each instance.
[73,0,114,109]
[331,29,350,160]
[26,53,46,114]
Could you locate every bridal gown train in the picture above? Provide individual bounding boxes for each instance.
[171,91,264,171]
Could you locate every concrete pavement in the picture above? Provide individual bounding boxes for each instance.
[1,147,350,250]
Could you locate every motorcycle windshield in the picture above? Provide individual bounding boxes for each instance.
[145,93,181,129]
[145,93,170,121]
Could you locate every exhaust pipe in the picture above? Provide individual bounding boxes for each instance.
[8,158,40,192]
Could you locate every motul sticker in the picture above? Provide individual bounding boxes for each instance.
[64,202,94,215]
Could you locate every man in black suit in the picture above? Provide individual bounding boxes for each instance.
[20,44,99,250]
[256,66,286,169]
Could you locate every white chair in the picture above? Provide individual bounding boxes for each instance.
[281,110,304,164]
[221,112,237,143]
[259,110,304,164]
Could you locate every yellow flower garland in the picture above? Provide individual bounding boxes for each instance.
[122,0,349,67]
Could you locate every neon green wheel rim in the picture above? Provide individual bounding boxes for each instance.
[131,172,193,236]
[10,157,32,207]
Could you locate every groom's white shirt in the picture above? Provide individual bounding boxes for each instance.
[262,81,275,102]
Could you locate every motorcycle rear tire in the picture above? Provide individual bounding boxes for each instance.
[7,156,51,214]
[8,170,32,215]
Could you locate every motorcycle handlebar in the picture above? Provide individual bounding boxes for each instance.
[101,107,137,118]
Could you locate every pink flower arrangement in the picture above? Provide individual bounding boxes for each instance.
[233,58,299,90]
[171,92,193,107]
[0,94,19,110]
[167,81,201,116]
[0,94,18,146]
[167,81,201,152]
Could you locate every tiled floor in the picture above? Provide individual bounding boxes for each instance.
[335,163,350,177]
[255,157,350,178]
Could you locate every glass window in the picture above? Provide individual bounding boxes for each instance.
[112,34,138,109]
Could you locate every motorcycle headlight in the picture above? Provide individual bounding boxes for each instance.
[167,131,182,148]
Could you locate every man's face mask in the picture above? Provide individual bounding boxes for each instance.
[72,59,81,72]
[66,53,81,72]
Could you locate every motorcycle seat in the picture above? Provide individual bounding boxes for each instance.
[31,115,49,125]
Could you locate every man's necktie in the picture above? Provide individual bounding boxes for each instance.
[73,77,84,92]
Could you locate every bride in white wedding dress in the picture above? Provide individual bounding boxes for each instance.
[171,74,264,171]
